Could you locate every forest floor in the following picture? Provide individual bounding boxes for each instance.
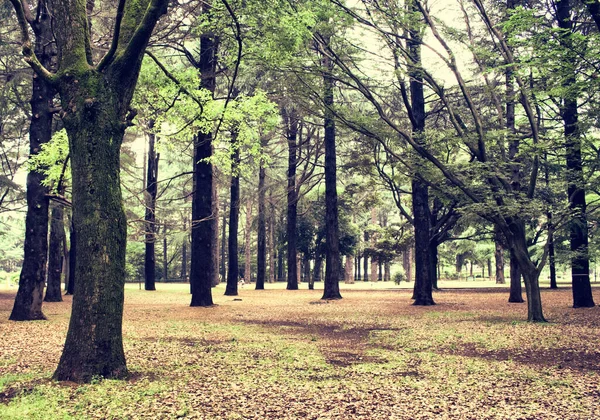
[0,282,599,419]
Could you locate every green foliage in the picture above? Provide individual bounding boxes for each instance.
[27,129,70,193]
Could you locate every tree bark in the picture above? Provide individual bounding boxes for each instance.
[144,129,159,291]
[256,162,267,289]
[556,0,595,308]
[494,226,505,284]
[321,37,342,300]
[45,204,65,302]
[162,223,168,282]
[212,177,220,287]
[225,144,240,296]
[508,248,525,303]
[190,1,217,307]
[181,218,188,280]
[244,198,252,283]
[10,1,54,321]
[284,107,299,290]
[408,5,434,306]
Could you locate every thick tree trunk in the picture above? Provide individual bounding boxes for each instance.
[10,4,54,321]
[225,147,240,296]
[556,0,595,308]
[44,205,65,302]
[508,220,546,321]
[54,77,129,381]
[384,262,391,282]
[284,108,299,290]
[412,180,434,305]
[190,131,215,306]
[256,164,267,289]
[144,130,159,291]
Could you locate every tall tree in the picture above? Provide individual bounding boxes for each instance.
[144,127,159,291]
[225,131,240,296]
[256,139,267,290]
[283,107,299,290]
[9,0,54,321]
[319,33,342,300]
[190,1,217,307]
[0,0,169,378]
[555,0,595,308]
[7,0,171,380]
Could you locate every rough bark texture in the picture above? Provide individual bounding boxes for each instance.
[10,1,54,321]
[225,147,240,296]
[494,227,505,284]
[556,0,595,308]
[244,199,252,283]
[408,8,434,306]
[44,205,65,302]
[284,108,299,290]
[190,2,216,306]
[212,178,220,287]
[508,248,525,303]
[321,40,342,300]
[256,163,267,290]
[144,130,159,291]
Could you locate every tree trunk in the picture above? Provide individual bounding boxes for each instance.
[355,255,360,281]
[54,80,129,382]
[10,3,54,321]
[345,255,354,284]
[244,198,252,283]
[305,254,313,290]
[162,224,168,282]
[268,196,275,283]
[408,8,434,305]
[65,217,75,296]
[508,220,546,321]
[403,249,412,282]
[225,145,240,296]
[256,163,267,290]
[181,218,188,280]
[321,40,342,300]
[45,204,65,302]
[190,2,217,306]
[144,129,159,291]
[508,248,525,303]
[212,178,220,287]
[429,242,439,290]
[284,107,299,290]
[221,209,227,281]
[384,262,391,282]
[495,227,505,284]
[556,0,595,308]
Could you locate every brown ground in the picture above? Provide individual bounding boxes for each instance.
[0,284,599,419]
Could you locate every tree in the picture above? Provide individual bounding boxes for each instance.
[144,125,159,291]
[9,0,54,321]
[10,0,171,381]
[555,0,595,308]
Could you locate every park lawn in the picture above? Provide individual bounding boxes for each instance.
[0,283,599,419]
